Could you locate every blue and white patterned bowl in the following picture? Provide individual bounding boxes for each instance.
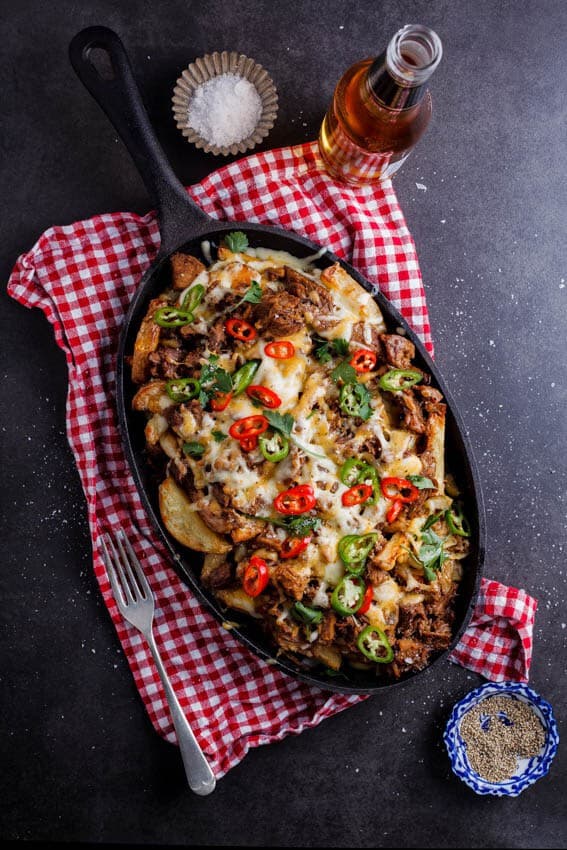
[444,682,559,797]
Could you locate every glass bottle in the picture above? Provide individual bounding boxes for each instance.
[318,24,442,185]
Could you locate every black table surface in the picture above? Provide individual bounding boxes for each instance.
[2,1,566,847]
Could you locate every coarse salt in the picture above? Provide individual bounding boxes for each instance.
[187,73,262,147]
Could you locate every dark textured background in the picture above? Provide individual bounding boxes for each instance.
[1,1,566,847]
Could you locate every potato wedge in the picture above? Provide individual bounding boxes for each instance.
[132,380,173,414]
[131,297,166,384]
[170,252,206,290]
[159,477,231,553]
[321,262,386,327]
[215,587,262,618]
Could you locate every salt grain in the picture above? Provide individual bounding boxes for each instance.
[187,73,262,147]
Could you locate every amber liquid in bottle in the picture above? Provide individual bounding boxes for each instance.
[319,25,442,185]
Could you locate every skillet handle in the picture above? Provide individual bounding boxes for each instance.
[69,26,212,255]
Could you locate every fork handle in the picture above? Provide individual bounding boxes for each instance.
[146,633,216,795]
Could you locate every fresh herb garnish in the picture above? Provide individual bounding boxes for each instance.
[199,355,233,406]
[247,513,322,535]
[241,280,263,304]
[313,336,350,363]
[331,360,357,384]
[422,512,444,531]
[264,410,295,438]
[407,475,435,490]
[417,528,447,582]
[212,430,228,442]
[224,231,248,253]
[183,441,205,458]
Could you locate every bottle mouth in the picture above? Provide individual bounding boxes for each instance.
[386,24,443,86]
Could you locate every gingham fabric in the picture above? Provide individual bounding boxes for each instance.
[7,141,536,779]
[449,579,538,682]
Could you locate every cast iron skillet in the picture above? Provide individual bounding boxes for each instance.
[69,26,485,695]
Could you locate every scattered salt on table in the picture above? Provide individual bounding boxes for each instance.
[187,73,262,147]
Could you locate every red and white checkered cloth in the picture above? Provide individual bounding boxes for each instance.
[7,141,537,778]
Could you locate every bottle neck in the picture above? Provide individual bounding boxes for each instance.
[367,24,442,110]
[367,54,425,109]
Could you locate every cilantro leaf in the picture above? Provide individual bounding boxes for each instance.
[183,441,205,458]
[224,231,248,253]
[241,280,263,304]
[265,410,295,438]
[313,336,350,363]
[417,527,447,583]
[408,475,435,489]
[286,515,322,536]
[212,430,227,442]
[198,356,233,405]
[332,338,350,356]
[331,361,357,384]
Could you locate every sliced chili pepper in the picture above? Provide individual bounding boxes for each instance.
[338,533,378,573]
[180,283,205,314]
[165,377,201,402]
[445,506,471,537]
[154,306,193,327]
[280,536,311,559]
[232,360,261,395]
[380,476,420,503]
[242,556,269,597]
[379,369,422,392]
[210,390,233,412]
[331,575,365,616]
[225,317,257,342]
[339,382,372,420]
[259,431,289,462]
[386,500,403,523]
[246,385,282,409]
[350,349,377,373]
[341,484,373,507]
[358,584,374,616]
[265,340,295,359]
[339,459,380,505]
[290,601,323,625]
[228,415,269,441]
[339,458,370,487]
[239,435,259,452]
[274,484,316,515]
[357,625,394,663]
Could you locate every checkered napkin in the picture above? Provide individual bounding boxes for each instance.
[7,141,536,778]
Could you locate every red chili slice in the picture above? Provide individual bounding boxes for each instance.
[380,476,420,503]
[246,385,282,409]
[210,390,233,412]
[264,340,295,359]
[229,415,269,441]
[242,556,269,597]
[239,435,259,452]
[280,536,312,559]
[341,483,373,507]
[225,317,257,342]
[274,484,316,515]
[358,583,374,615]
[386,500,403,523]
[350,348,377,373]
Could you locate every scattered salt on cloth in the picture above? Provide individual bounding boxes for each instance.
[187,73,262,146]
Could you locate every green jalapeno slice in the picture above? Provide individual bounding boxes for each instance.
[338,533,378,573]
[259,432,290,463]
[378,369,422,392]
[331,575,365,616]
[232,359,261,396]
[357,625,394,663]
[165,377,201,402]
[154,306,194,327]
[180,283,205,314]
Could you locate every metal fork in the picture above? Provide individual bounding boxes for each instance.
[100,530,216,796]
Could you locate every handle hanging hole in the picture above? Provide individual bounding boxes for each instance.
[86,45,115,80]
